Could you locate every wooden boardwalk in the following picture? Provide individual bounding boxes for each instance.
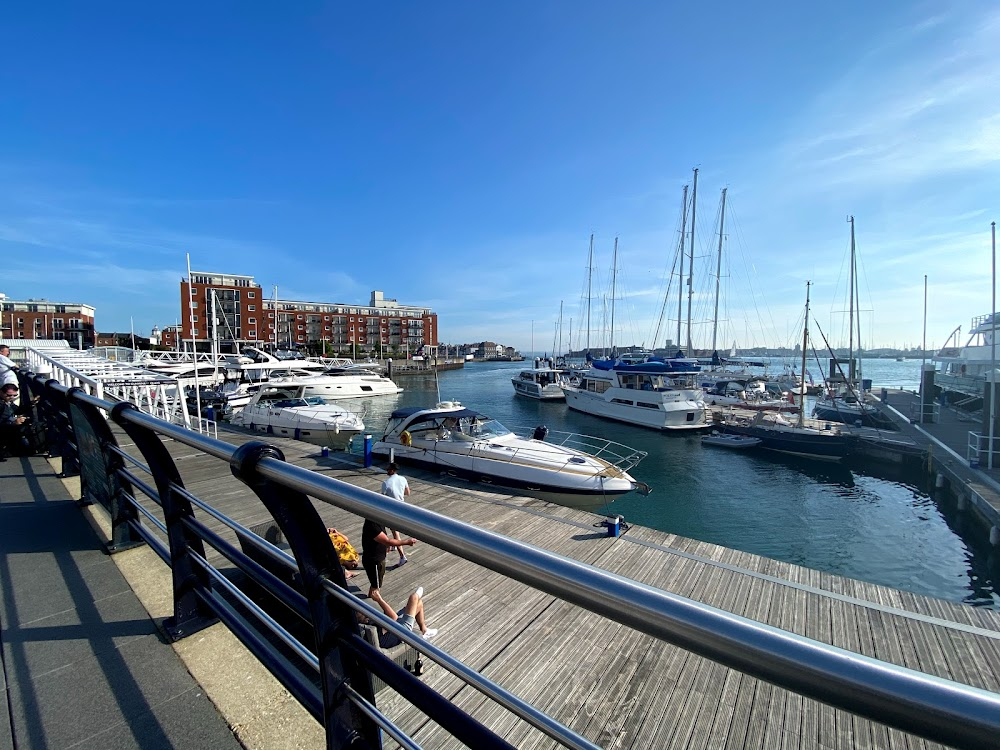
[114,423,1000,749]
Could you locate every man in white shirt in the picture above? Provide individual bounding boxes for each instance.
[0,345,18,389]
[380,462,411,566]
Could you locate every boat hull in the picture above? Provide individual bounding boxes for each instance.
[372,442,635,510]
[241,418,361,448]
[563,388,707,431]
[722,423,848,461]
[511,378,565,401]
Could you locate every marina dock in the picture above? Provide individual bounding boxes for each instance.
[5,416,1000,748]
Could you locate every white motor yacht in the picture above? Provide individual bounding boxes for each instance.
[373,401,650,510]
[561,359,707,431]
[933,312,1000,397]
[230,384,364,449]
[511,358,566,401]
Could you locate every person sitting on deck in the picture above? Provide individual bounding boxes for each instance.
[363,587,438,645]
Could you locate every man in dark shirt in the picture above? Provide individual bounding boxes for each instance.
[361,517,416,598]
[0,384,32,460]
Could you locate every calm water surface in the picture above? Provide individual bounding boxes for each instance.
[349,358,998,609]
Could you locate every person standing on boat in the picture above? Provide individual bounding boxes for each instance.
[381,462,411,566]
[361,514,416,598]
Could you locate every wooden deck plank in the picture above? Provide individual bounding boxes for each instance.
[95,425,1000,749]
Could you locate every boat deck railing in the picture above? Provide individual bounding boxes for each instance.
[12,367,1000,750]
[511,427,648,473]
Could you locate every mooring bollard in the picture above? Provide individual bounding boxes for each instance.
[935,472,945,489]
[363,434,373,468]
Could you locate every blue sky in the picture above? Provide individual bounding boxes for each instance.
[1,2,997,353]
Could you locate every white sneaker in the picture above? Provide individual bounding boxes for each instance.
[422,628,438,639]
[414,586,424,599]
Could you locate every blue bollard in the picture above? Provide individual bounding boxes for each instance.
[206,406,215,422]
[321,446,330,458]
[603,515,621,537]
[363,434,373,468]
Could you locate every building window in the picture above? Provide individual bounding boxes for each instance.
[192,301,198,308]
[248,292,256,299]
[52,319,64,329]
[249,330,257,338]
[192,316,199,322]
[297,325,304,331]
[247,305,256,311]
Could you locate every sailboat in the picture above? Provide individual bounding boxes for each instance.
[812,218,897,430]
[720,283,850,460]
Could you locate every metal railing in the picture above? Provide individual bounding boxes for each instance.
[18,371,1000,750]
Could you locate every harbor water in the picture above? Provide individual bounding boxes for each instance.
[348,358,999,609]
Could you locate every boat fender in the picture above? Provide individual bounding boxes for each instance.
[532,425,548,441]
[400,430,412,447]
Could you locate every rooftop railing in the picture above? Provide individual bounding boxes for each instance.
[15,368,1000,750]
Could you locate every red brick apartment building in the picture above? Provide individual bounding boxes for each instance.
[169,272,437,356]
[0,294,96,348]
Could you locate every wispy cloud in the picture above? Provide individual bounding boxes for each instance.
[782,7,1000,190]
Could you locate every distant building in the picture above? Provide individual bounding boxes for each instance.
[0,293,95,348]
[171,272,438,356]
[95,332,151,349]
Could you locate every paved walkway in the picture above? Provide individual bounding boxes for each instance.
[0,455,242,750]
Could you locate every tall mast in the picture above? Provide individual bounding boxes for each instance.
[799,281,811,429]
[558,300,564,356]
[711,187,727,353]
[847,216,855,385]
[610,237,619,358]
[676,184,689,350]
[586,234,594,355]
[687,168,698,356]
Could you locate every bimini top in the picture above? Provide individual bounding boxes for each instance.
[386,405,482,427]
[590,358,701,374]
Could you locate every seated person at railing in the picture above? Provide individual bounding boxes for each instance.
[0,384,36,461]
[363,587,437,644]
[361,517,416,598]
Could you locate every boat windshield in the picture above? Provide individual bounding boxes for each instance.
[466,417,511,439]
[304,396,327,406]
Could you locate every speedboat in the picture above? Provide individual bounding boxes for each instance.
[230,384,364,449]
[511,359,566,401]
[372,401,651,510]
[561,359,707,431]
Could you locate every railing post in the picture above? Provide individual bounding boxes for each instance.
[229,441,380,750]
[61,392,144,551]
[41,379,81,477]
[112,402,218,640]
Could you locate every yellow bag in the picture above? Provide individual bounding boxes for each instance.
[327,528,359,569]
